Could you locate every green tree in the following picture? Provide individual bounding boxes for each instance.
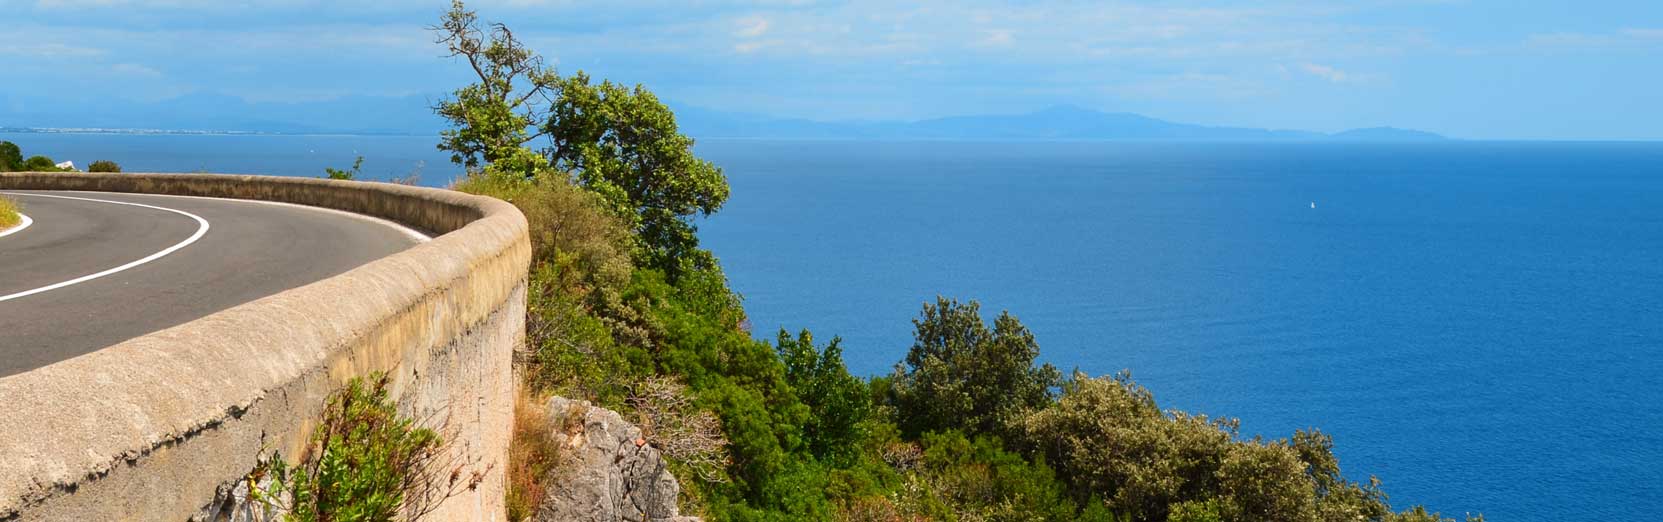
[434,2,727,278]
[87,160,121,173]
[889,297,1060,438]
[544,71,728,276]
[775,329,871,465]
[23,155,58,171]
[432,0,559,169]
[0,141,21,172]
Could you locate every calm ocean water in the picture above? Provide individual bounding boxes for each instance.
[9,133,1661,520]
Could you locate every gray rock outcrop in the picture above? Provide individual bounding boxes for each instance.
[538,397,700,522]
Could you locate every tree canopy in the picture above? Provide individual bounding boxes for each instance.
[432,0,725,278]
[890,297,1061,438]
[0,141,21,172]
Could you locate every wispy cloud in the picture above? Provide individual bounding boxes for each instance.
[0,42,106,57]
[735,16,770,38]
[1525,27,1663,49]
[1299,63,1350,83]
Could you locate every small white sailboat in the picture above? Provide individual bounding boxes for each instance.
[1310,201,1316,209]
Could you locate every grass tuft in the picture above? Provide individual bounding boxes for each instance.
[0,196,20,230]
[505,388,565,521]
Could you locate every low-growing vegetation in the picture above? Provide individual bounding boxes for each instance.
[505,389,563,521]
[436,2,1485,521]
[325,156,364,180]
[88,160,121,172]
[252,373,480,522]
[0,196,20,230]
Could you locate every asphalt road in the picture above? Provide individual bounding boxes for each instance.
[0,190,423,377]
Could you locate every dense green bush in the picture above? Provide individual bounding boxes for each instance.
[0,141,21,171]
[22,155,58,171]
[88,160,121,172]
[889,297,1060,439]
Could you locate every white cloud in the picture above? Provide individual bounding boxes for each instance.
[979,29,1014,47]
[1300,63,1350,83]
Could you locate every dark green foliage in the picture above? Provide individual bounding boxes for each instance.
[775,330,870,465]
[1020,372,1236,520]
[0,141,21,171]
[1169,499,1224,522]
[23,155,58,171]
[88,160,121,173]
[545,71,729,278]
[325,156,363,180]
[913,431,1089,521]
[890,297,1060,439]
[253,374,459,522]
[453,172,641,406]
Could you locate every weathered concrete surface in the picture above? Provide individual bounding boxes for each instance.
[0,173,531,521]
[539,397,700,522]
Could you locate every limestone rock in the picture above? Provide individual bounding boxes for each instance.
[538,396,700,522]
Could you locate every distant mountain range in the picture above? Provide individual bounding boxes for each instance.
[675,105,1446,141]
[1,95,1445,141]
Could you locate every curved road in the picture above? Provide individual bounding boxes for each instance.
[0,190,423,378]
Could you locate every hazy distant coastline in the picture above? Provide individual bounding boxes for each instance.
[2,97,1444,141]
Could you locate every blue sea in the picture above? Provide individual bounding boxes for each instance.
[9,133,1662,520]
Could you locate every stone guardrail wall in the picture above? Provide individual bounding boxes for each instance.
[0,173,531,521]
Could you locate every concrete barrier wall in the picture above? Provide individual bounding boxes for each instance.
[0,173,531,521]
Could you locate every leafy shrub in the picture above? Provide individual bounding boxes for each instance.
[23,155,58,171]
[253,373,477,522]
[889,297,1060,439]
[325,156,363,180]
[0,141,21,171]
[88,160,121,173]
[1019,372,1237,520]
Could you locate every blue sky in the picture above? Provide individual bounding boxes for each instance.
[2,0,1660,139]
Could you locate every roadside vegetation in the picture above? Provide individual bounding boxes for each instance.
[252,373,479,522]
[0,139,119,173]
[0,196,20,230]
[436,2,1484,521]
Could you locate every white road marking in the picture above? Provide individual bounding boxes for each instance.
[0,192,211,303]
[119,192,432,243]
[0,213,31,239]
